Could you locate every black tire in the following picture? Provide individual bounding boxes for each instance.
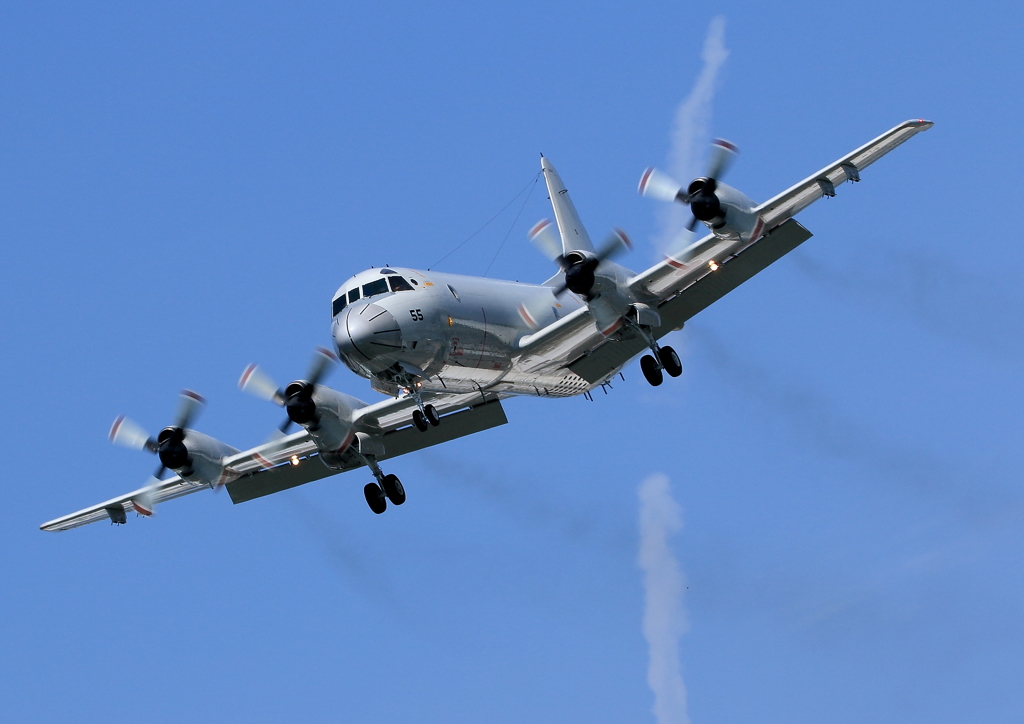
[424,404,441,427]
[412,408,429,432]
[640,354,663,386]
[659,346,682,377]
[364,483,387,514]
[382,474,406,505]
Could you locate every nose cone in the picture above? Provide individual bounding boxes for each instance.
[334,303,403,373]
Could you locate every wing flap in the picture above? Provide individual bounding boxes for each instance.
[226,399,508,504]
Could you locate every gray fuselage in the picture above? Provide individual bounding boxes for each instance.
[331,267,594,398]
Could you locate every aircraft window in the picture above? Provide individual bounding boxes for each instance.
[410,278,418,285]
[332,296,347,316]
[389,276,414,292]
[447,284,460,300]
[362,278,389,298]
[380,268,397,274]
[348,288,361,304]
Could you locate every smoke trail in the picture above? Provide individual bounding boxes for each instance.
[657,16,729,256]
[685,322,1024,530]
[419,449,634,555]
[638,473,690,724]
[283,492,404,609]
[790,248,1024,361]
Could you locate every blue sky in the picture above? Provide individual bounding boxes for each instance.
[2,2,1023,722]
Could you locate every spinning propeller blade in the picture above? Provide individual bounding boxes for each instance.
[706,138,737,182]
[239,364,284,405]
[109,416,156,451]
[638,167,685,203]
[305,347,338,387]
[528,219,564,264]
[173,390,205,431]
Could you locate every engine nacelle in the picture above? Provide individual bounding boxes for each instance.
[300,385,366,460]
[693,181,762,242]
[160,428,239,485]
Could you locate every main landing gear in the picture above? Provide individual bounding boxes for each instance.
[640,346,682,386]
[412,403,440,432]
[357,451,406,514]
[626,318,682,387]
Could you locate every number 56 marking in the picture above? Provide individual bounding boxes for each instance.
[409,309,424,321]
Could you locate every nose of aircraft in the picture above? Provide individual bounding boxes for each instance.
[334,303,403,371]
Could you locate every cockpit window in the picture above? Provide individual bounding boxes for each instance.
[348,288,361,304]
[380,268,397,274]
[362,278,389,298]
[332,296,347,317]
[389,276,414,292]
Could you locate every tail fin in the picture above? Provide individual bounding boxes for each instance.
[540,155,595,256]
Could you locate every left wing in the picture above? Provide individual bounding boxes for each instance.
[630,119,932,300]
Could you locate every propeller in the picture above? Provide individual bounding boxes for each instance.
[239,347,338,433]
[520,222,633,329]
[109,390,207,511]
[529,219,633,299]
[552,229,633,298]
[639,138,738,231]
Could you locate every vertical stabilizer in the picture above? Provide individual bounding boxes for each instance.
[540,156,595,255]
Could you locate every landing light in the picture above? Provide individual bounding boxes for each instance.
[290,455,300,466]
[708,260,719,271]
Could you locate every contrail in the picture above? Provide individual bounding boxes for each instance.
[638,473,690,724]
[657,16,729,257]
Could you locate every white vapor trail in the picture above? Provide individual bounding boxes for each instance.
[638,473,690,724]
[657,16,729,256]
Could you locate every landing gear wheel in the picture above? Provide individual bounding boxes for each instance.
[412,408,429,432]
[641,354,664,387]
[424,404,441,427]
[381,474,406,505]
[659,346,682,377]
[364,483,387,514]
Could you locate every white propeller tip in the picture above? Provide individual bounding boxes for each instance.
[528,218,563,262]
[109,416,152,450]
[180,390,205,405]
[239,364,284,404]
[638,167,684,203]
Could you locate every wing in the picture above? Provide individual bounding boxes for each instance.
[756,118,933,227]
[630,119,933,300]
[39,429,318,532]
[42,391,510,530]
[554,119,934,383]
[39,475,206,531]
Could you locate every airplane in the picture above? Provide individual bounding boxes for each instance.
[40,119,933,531]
